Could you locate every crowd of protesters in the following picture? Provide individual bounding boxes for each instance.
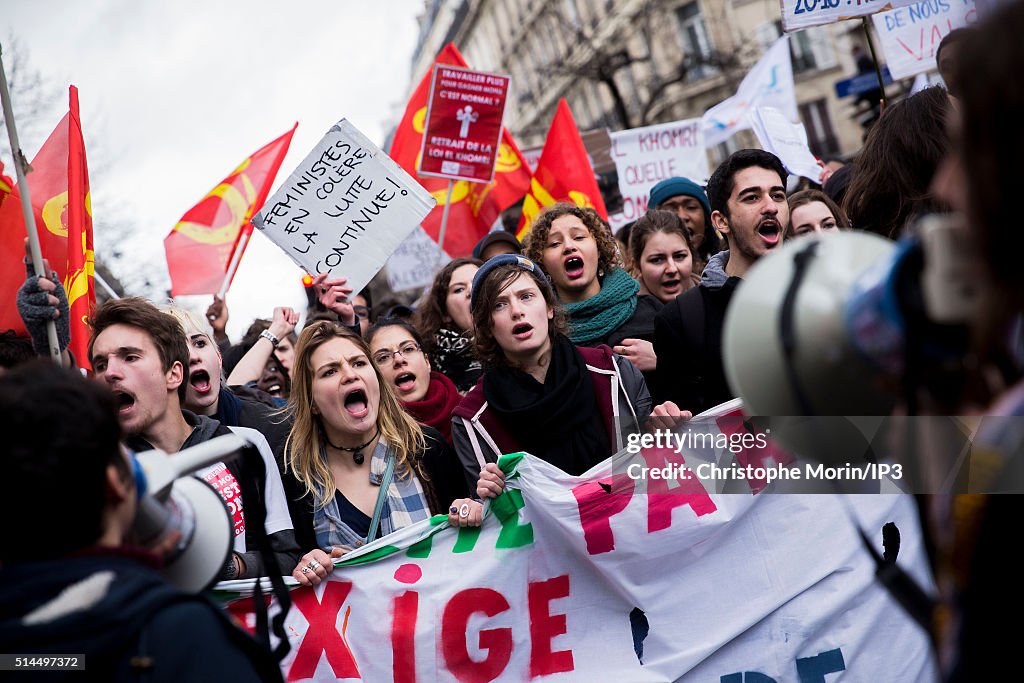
[4,5,1024,678]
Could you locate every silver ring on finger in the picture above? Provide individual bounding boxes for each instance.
[301,566,310,574]
[308,559,321,571]
[459,503,470,518]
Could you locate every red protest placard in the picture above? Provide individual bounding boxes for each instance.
[418,65,510,183]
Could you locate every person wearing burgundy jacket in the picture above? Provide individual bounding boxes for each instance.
[450,255,686,493]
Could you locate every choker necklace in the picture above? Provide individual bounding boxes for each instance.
[326,426,379,465]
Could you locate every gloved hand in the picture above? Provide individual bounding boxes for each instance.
[16,258,71,355]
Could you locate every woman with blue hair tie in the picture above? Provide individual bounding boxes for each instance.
[451,254,687,497]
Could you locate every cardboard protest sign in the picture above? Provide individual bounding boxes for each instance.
[418,65,510,183]
[752,106,822,182]
[781,0,916,32]
[386,225,451,292]
[608,118,707,231]
[218,403,937,682]
[252,120,435,296]
[873,0,977,80]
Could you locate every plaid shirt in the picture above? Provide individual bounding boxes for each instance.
[313,439,431,549]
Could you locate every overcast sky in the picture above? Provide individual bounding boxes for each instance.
[6,0,422,339]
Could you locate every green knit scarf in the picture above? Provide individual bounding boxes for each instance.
[564,267,639,344]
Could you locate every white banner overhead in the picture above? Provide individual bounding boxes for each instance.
[873,0,977,80]
[608,118,707,231]
[781,0,917,32]
[702,36,797,149]
[752,106,823,181]
[252,119,436,297]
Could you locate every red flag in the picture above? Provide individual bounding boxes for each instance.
[164,124,296,297]
[0,160,12,206]
[390,44,531,257]
[516,99,608,240]
[0,86,95,370]
[64,87,95,369]
[0,163,24,335]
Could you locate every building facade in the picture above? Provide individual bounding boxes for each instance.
[408,0,891,166]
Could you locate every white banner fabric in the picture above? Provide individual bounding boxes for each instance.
[607,118,707,231]
[873,0,977,80]
[220,448,937,681]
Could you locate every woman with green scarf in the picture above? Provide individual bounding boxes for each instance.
[524,203,660,372]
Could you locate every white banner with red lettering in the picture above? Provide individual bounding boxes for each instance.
[219,449,936,681]
[608,118,707,232]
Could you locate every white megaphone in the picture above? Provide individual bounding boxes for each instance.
[132,433,249,593]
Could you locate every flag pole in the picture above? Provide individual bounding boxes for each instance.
[0,42,61,363]
[218,227,251,299]
[861,18,888,110]
[93,270,120,300]
[434,179,455,270]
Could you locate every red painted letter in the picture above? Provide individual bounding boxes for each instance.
[528,575,574,678]
[289,581,360,681]
[392,591,418,683]
[441,588,512,683]
[640,447,717,532]
[571,474,634,555]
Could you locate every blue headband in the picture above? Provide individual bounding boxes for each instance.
[470,254,550,311]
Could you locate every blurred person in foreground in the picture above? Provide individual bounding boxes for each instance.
[0,362,282,681]
[927,4,1024,679]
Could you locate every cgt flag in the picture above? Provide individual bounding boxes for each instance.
[164,125,296,297]
[517,99,608,240]
[390,43,531,257]
[0,86,95,370]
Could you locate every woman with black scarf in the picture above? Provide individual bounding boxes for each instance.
[451,254,686,493]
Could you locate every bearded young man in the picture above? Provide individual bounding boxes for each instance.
[652,150,789,413]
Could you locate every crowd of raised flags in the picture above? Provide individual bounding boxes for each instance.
[0,34,804,327]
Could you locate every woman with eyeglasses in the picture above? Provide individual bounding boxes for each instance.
[285,321,474,588]
[367,319,462,449]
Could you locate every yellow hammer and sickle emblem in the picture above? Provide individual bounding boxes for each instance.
[430,181,470,206]
[413,106,427,135]
[43,191,93,238]
[173,172,257,245]
[42,191,70,237]
[493,143,521,174]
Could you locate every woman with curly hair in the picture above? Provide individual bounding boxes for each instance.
[414,257,483,392]
[523,203,660,372]
[284,321,473,587]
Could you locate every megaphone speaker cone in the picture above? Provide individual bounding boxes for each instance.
[723,231,897,417]
[159,477,234,593]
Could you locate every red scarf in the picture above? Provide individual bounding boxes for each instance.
[402,371,461,444]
